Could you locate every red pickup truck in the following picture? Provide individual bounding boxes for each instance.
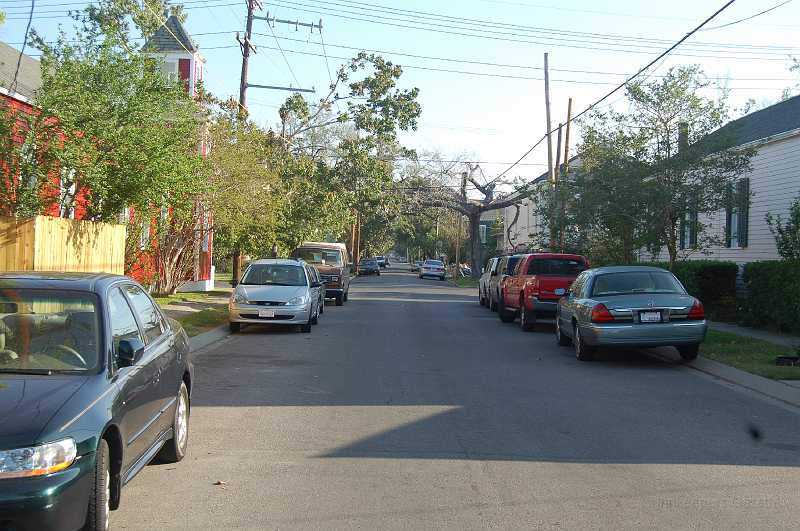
[498,253,589,330]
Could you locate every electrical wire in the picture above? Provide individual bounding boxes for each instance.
[265,10,303,89]
[8,0,34,95]
[700,0,794,31]
[492,0,741,181]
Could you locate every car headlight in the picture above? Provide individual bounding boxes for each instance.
[0,438,77,479]
[286,295,309,306]
[232,291,248,304]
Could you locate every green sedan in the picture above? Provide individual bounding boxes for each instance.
[555,266,707,362]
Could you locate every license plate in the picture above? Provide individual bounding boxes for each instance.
[640,311,661,323]
[258,309,275,318]
[554,288,566,296]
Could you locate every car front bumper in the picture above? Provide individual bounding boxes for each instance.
[0,452,95,531]
[229,303,312,325]
[580,320,708,347]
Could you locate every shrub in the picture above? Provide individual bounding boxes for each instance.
[643,260,738,306]
[743,260,800,334]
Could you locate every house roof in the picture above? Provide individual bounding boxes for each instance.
[144,15,197,53]
[0,41,42,100]
[708,93,800,147]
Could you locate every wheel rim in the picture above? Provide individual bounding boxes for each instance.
[176,391,188,451]
[574,328,581,355]
[520,308,526,327]
[103,468,110,530]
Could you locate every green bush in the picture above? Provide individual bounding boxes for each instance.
[644,260,738,306]
[743,260,800,334]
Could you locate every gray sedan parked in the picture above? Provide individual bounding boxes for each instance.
[555,266,707,362]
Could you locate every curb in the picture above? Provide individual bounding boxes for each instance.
[685,355,800,408]
[188,324,229,352]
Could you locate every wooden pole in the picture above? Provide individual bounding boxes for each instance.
[563,97,573,176]
[544,53,554,184]
[554,123,563,181]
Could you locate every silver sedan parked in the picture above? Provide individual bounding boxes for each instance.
[229,258,324,333]
[555,266,707,362]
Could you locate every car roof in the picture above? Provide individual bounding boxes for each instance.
[249,258,306,266]
[0,271,128,293]
[589,265,671,274]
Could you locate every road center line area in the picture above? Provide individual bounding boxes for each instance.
[114,267,800,530]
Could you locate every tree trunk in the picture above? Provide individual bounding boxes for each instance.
[232,249,241,287]
[468,212,482,278]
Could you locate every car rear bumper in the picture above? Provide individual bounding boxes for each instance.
[325,287,345,298]
[580,320,708,347]
[0,453,95,531]
[229,304,311,325]
[528,298,558,314]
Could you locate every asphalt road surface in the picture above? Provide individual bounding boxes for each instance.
[115,265,800,530]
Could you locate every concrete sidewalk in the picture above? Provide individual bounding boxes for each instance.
[709,320,800,348]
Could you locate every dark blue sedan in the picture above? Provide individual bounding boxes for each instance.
[0,272,193,531]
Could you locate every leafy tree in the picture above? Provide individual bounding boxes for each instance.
[766,198,800,260]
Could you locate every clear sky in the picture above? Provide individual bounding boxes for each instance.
[2,0,799,184]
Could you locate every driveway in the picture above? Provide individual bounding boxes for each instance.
[114,266,800,530]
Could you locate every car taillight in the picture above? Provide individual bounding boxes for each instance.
[688,299,705,320]
[590,303,615,323]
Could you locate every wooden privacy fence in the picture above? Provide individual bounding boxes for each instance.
[0,215,126,274]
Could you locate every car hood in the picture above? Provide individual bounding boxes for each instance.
[593,293,695,310]
[239,284,307,302]
[0,375,89,448]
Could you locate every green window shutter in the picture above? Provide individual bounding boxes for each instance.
[738,178,750,248]
[679,215,686,250]
[689,208,698,248]
[724,183,733,248]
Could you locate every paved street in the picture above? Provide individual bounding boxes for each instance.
[115,266,800,531]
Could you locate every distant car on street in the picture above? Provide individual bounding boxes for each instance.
[0,272,193,531]
[419,259,446,280]
[411,260,423,272]
[376,256,389,268]
[229,259,324,333]
[479,257,499,306]
[358,258,381,276]
[498,253,589,330]
[555,266,708,361]
[292,241,351,306]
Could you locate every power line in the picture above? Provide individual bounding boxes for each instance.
[493,0,741,181]
[9,0,34,95]
[265,13,303,89]
[700,0,794,31]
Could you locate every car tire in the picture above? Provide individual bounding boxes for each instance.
[678,344,699,361]
[344,290,349,302]
[490,295,498,312]
[300,318,312,333]
[555,317,571,346]
[229,321,241,333]
[319,300,324,314]
[479,290,486,306]
[84,438,110,531]
[311,306,319,325]
[498,298,516,323]
[156,382,190,464]
[335,294,344,306]
[377,271,381,276]
[520,304,536,331]
[574,325,595,361]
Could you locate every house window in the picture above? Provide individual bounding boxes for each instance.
[679,205,698,250]
[725,178,750,248]
[479,224,487,244]
[160,60,179,83]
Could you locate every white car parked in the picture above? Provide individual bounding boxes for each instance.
[229,258,324,333]
[419,259,446,281]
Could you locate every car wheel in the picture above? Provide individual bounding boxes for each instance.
[85,438,110,531]
[490,295,498,312]
[520,304,536,331]
[574,325,595,361]
[311,305,319,325]
[319,300,324,314]
[678,344,699,361]
[229,321,241,333]
[156,382,190,463]
[556,317,571,346]
[343,290,349,302]
[498,299,516,323]
[479,290,486,306]
[335,294,344,306]
[300,317,312,333]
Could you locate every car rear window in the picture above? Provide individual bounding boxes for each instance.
[528,258,587,276]
[295,248,343,266]
[425,260,444,266]
[505,256,522,274]
[591,271,685,297]
[0,289,100,373]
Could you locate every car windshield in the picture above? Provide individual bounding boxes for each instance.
[529,258,587,276]
[591,271,685,297]
[0,289,101,373]
[425,260,443,266]
[362,260,377,266]
[241,264,307,286]
[295,248,343,267]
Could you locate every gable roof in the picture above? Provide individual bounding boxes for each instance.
[144,15,197,53]
[0,41,42,100]
[711,93,800,147]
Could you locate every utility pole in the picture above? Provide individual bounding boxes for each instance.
[554,124,564,252]
[544,52,557,251]
[563,97,573,176]
[456,171,467,270]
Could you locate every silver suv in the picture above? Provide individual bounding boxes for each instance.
[229,258,324,333]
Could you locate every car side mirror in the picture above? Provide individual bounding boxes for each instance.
[118,338,145,367]
[490,271,497,276]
